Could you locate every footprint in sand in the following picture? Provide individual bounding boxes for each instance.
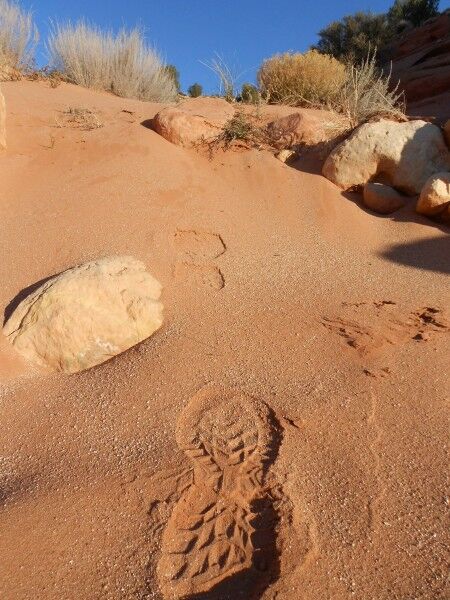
[173,230,226,261]
[173,262,225,291]
[172,229,226,290]
[322,302,448,357]
[157,387,279,599]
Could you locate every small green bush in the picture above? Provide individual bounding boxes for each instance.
[213,111,268,150]
[188,83,202,97]
[163,64,180,93]
[240,83,260,104]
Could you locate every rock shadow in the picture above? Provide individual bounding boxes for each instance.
[380,236,450,274]
[141,118,155,130]
[3,275,55,326]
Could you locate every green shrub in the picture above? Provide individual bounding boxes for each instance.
[315,1,441,64]
[188,82,202,97]
[213,111,268,150]
[314,12,390,64]
[240,83,260,104]
[388,0,440,28]
[257,50,347,107]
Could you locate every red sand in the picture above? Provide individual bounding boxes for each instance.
[0,81,448,600]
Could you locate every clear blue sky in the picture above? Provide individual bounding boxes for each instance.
[22,0,450,93]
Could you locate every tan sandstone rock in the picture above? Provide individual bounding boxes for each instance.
[444,120,450,149]
[3,256,163,373]
[323,120,450,195]
[416,172,450,218]
[152,97,235,147]
[363,183,407,214]
[267,110,342,150]
[388,14,450,109]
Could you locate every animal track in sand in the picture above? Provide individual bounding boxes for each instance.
[322,302,448,357]
[173,229,226,261]
[157,387,280,599]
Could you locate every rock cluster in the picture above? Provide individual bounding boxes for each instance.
[323,119,450,196]
[323,119,450,220]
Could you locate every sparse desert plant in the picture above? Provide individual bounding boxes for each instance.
[27,65,67,87]
[213,111,269,150]
[48,22,177,102]
[334,52,406,128]
[201,54,239,102]
[240,83,260,104]
[57,107,103,131]
[188,82,202,97]
[0,0,38,79]
[258,50,347,107]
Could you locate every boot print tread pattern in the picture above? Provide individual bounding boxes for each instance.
[157,386,277,599]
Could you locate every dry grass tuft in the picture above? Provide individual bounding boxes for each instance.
[258,49,405,131]
[48,22,177,102]
[334,52,406,129]
[57,107,103,131]
[200,54,241,102]
[258,50,347,107]
[27,66,67,88]
[0,0,38,80]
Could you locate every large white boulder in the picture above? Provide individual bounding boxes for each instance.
[323,119,450,195]
[3,256,163,373]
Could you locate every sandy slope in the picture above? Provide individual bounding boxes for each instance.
[0,81,448,600]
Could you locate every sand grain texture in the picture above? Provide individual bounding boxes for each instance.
[0,81,448,600]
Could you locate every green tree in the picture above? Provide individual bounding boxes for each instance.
[188,83,202,97]
[314,12,390,64]
[388,0,440,28]
[163,64,180,93]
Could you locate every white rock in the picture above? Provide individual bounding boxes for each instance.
[363,182,407,214]
[416,172,450,218]
[3,256,163,373]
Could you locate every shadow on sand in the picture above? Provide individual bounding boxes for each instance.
[380,236,450,275]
